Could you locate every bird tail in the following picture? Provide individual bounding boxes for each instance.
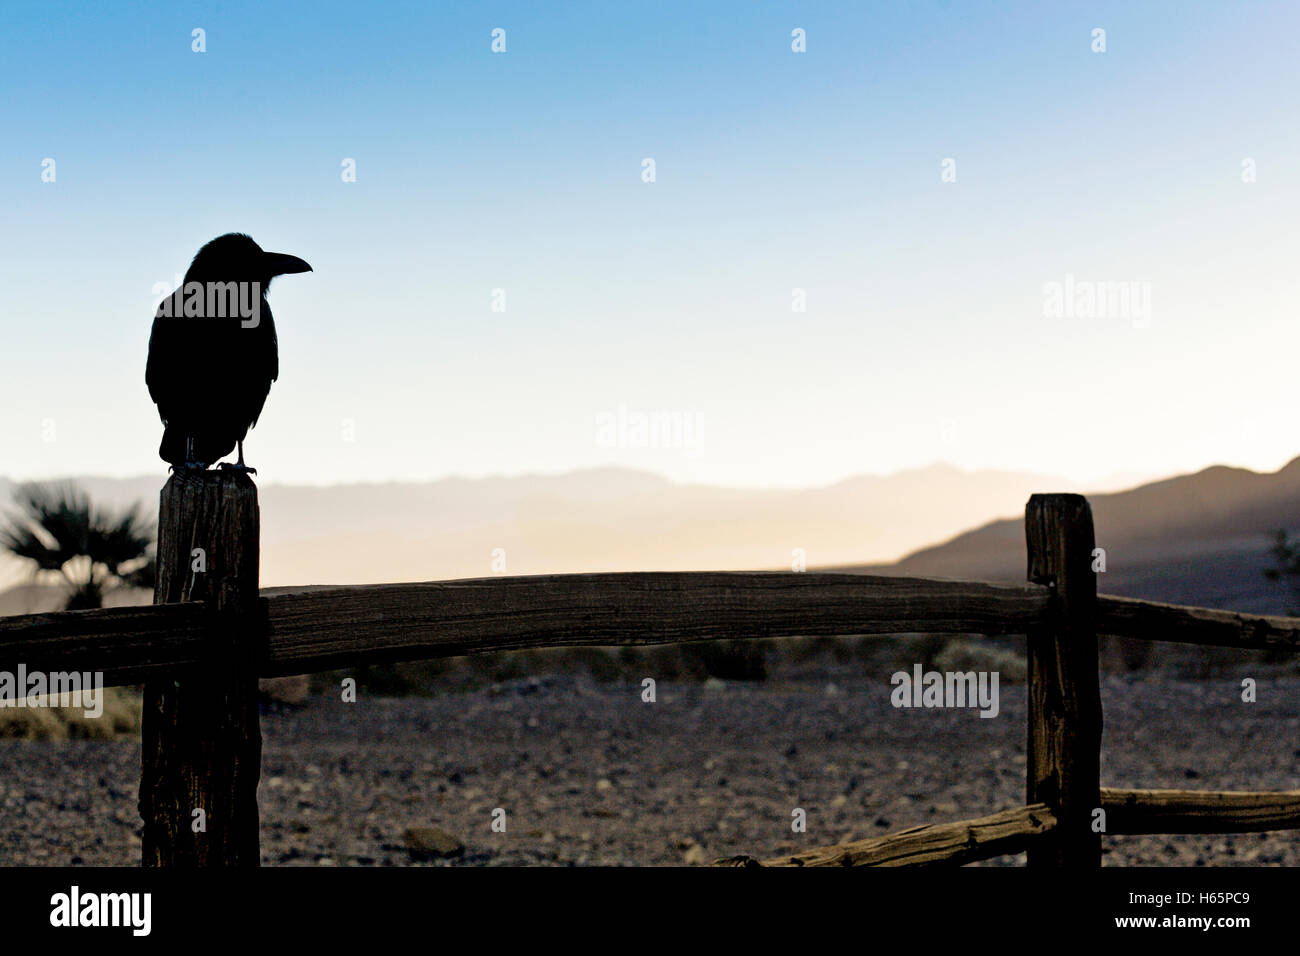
[159,426,236,467]
[158,426,188,466]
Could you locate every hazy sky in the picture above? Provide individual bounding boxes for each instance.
[3,1,1299,488]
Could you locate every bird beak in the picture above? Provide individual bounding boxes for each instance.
[262,252,313,276]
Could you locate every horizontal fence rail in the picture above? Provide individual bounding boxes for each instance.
[1097,594,1300,654]
[714,803,1059,868]
[1098,787,1300,834]
[711,788,1300,867]
[0,572,1053,686]
[259,572,1052,676]
[0,603,212,685]
[5,576,1300,688]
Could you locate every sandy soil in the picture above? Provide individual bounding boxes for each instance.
[0,672,1296,866]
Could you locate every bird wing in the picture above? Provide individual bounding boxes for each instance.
[245,306,278,429]
[145,290,187,424]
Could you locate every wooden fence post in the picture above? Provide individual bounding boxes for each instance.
[140,470,262,866]
[1024,493,1102,867]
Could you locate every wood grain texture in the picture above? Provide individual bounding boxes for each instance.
[0,602,210,684]
[258,572,1052,675]
[712,803,1057,867]
[1102,788,1300,834]
[712,789,1300,867]
[1025,494,1102,867]
[140,470,262,867]
[0,573,1051,680]
[5,576,1297,687]
[1097,595,1300,652]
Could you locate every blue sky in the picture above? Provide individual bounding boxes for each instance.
[3,1,1299,486]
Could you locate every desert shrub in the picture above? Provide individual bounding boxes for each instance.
[932,638,1027,684]
[679,639,767,681]
[467,650,531,684]
[315,658,453,697]
[561,647,626,683]
[1098,634,1155,672]
[779,635,852,665]
[0,705,65,740]
[0,686,142,740]
[65,686,142,738]
[309,636,777,694]
[850,634,908,674]
[1163,643,1245,680]
[642,645,684,681]
[886,633,951,672]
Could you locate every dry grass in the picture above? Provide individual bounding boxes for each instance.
[0,686,142,740]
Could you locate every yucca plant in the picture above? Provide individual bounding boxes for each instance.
[0,482,155,610]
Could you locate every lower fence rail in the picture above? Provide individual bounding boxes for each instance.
[713,802,1057,868]
[716,788,1300,867]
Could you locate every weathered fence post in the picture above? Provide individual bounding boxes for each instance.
[1024,494,1102,867]
[140,470,262,866]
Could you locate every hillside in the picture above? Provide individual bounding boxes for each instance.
[856,459,1300,615]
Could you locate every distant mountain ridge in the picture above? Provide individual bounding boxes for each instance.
[7,460,1287,617]
[0,464,1131,598]
[856,458,1300,615]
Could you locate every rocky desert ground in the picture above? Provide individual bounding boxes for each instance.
[0,670,1296,866]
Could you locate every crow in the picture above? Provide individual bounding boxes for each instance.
[146,234,311,472]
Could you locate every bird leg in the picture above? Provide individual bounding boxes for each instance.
[169,436,210,474]
[218,440,257,475]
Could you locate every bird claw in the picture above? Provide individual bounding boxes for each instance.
[218,462,257,475]
[169,461,210,474]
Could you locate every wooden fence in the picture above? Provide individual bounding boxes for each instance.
[1,471,1297,866]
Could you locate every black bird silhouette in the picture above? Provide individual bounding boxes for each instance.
[146,234,311,472]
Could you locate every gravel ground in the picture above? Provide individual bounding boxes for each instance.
[0,672,1296,866]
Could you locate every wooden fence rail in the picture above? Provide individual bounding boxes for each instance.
[7,582,1300,686]
[0,474,1296,866]
[0,574,1052,684]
